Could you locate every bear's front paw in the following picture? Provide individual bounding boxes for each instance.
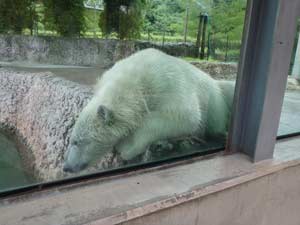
[116,141,137,161]
[120,148,136,161]
[118,141,149,161]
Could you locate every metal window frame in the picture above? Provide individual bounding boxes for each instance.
[228,0,300,162]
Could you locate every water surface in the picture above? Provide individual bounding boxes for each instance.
[0,132,35,191]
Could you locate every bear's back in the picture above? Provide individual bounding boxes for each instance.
[95,48,230,138]
[99,48,217,97]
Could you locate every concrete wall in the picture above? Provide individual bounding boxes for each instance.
[120,164,300,225]
[0,35,197,67]
[191,61,237,80]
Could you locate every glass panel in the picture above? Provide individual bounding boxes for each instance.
[278,19,300,137]
[0,0,246,192]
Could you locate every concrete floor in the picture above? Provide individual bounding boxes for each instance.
[1,137,300,225]
[279,91,300,136]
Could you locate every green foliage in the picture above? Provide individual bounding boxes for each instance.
[84,9,101,35]
[0,0,37,34]
[0,0,247,62]
[99,0,145,40]
[210,0,246,40]
[185,0,204,39]
[43,0,86,37]
[141,0,246,43]
[143,0,184,35]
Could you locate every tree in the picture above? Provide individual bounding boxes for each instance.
[143,0,184,39]
[43,0,85,37]
[185,0,208,41]
[27,0,38,35]
[83,0,103,37]
[99,0,145,40]
[0,0,37,34]
[183,0,191,42]
[210,0,246,41]
[205,0,246,60]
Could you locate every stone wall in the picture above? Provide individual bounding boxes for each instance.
[0,35,197,67]
[190,61,238,80]
[191,62,300,90]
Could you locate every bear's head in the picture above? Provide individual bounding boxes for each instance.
[63,73,146,173]
[63,99,125,173]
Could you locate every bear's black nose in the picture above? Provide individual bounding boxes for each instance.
[63,163,88,173]
[63,164,73,173]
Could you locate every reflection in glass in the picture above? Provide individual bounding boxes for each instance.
[0,0,246,192]
[278,20,300,137]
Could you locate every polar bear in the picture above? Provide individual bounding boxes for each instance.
[63,48,235,173]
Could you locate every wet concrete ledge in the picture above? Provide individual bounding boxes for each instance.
[0,137,300,225]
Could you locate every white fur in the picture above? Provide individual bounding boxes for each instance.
[64,48,234,172]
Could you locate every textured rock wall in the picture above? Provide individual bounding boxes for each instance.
[191,61,300,90]
[0,35,197,67]
[0,69,93,180]
[190,61,238,80]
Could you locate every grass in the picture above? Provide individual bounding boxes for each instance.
[139,33,197,43]
[182,57,219,62]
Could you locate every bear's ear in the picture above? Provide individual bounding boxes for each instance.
[97,105,114,125]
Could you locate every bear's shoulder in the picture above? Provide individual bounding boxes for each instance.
[133,48,165,57]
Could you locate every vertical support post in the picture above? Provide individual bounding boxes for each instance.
[200,14,208,59]
[228,0,300,161]
[225,34,229,62]
[162,31,165,46]
[196,14,204,57]
[147,30,150,42]
[183,0,191,43]
[207,33,211,60]
[94,2,97,38]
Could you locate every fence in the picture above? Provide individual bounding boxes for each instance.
[208,38,242,62]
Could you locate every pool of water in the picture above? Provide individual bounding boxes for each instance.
[0,61,107,85]
[0,132,36,191]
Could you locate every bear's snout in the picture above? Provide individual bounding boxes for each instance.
[63,163,73,173]
[63,145,88,173]
[63,162,88,173]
